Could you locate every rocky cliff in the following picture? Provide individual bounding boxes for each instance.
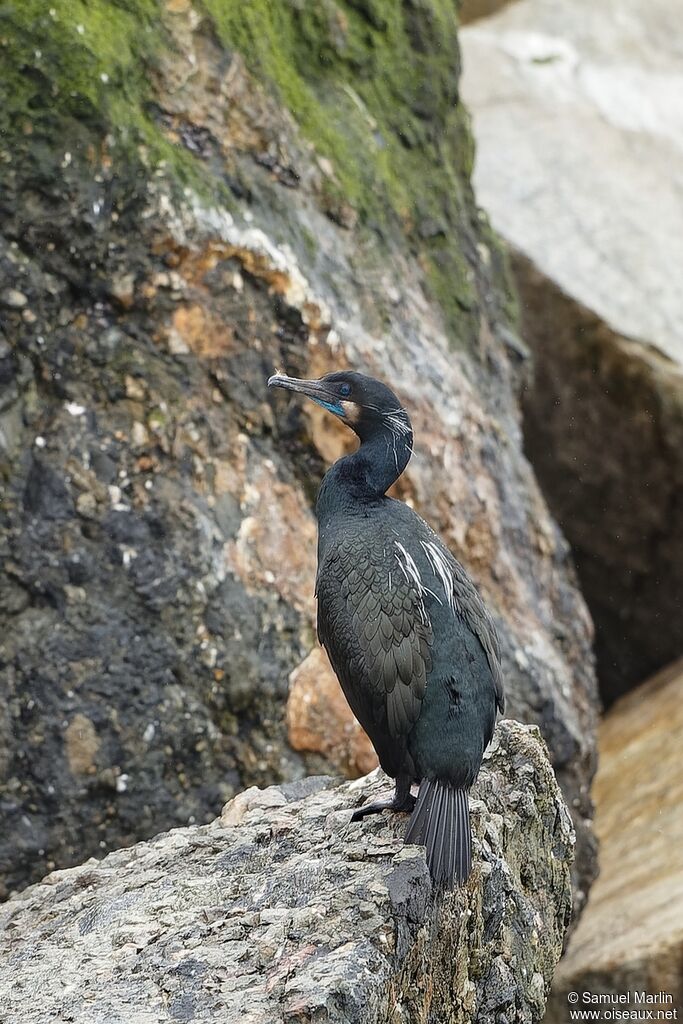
[0,721,575,1024]
[0,0,597,904]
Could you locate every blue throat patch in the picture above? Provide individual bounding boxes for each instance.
[314,398,345,417]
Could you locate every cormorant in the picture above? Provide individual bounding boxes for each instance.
[268,370,504,887]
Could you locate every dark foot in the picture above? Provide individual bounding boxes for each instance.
[351,784,416,821]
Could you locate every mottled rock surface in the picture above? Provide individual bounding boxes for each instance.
[546,659,683,1016]
[0,721,575,1024]
[0,2,597,899]
[460,0,683,700]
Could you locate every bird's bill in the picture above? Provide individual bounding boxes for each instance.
[267,373,345,416]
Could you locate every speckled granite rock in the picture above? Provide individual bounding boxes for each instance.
[0,2,597,900]
[0,721,574,1024]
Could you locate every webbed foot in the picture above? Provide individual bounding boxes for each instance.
[351,778,415,820]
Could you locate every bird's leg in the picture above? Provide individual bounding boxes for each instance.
[351,775,416,821]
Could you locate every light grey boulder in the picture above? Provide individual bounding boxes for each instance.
[460,0,683,366]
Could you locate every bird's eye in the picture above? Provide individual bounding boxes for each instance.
[339,383,351,397]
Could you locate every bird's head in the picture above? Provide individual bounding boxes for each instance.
[267,370,411,444]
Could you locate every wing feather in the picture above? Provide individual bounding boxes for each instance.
[421,536,504,713]
[316,535,433,744]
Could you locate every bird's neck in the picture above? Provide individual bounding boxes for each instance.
[316,424,413,520]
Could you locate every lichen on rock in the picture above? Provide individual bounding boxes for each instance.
[0,721,574,1024]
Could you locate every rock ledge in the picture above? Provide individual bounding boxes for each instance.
[0,721,573,1024]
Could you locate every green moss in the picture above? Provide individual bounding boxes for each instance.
[198,0,482,346]
[0,0,209,194]
[1,2,150,137]
[0,0,512,348]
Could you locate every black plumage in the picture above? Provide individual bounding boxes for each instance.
[268,370,504,887]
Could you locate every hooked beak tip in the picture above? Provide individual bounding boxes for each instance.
[266,374,343,415]
[267,373,312,395]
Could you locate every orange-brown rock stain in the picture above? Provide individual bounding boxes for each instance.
[286,648,378,778]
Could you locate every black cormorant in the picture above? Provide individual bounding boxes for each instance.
[268,370,504,887]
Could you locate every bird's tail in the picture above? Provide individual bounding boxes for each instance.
[404,779,471,888]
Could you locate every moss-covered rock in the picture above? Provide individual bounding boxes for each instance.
[1,0,512,345]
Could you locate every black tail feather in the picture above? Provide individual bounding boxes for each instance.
[405,779,471,887]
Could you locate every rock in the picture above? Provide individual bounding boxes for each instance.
[0,721,575,1023]
[0,1,598,902]
[460,0,683,365]
[0,288,27,309]
[516,257,683,705]
[460,0,520,24]
[460,0,683,702]
[109,271,136,309]
[286,647,378,778]
[220,783,288,826]
[64,714,101,776]
[545,659,683,1017]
